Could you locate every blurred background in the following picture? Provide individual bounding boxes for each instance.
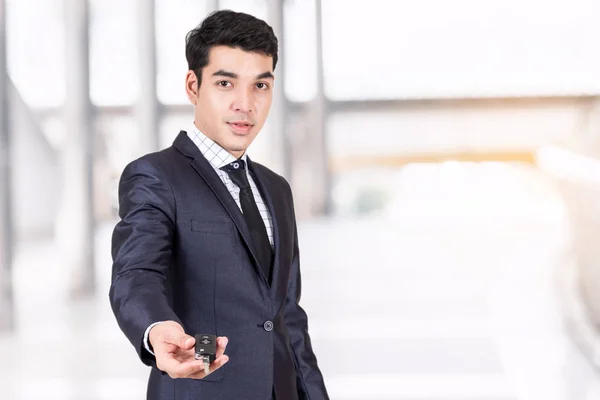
[2,0,600,399]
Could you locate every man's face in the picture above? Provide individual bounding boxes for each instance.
[185,46,274,158]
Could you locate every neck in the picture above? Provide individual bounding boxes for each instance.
[231,150,245,159]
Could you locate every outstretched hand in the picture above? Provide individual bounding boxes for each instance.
[149,321,229,379]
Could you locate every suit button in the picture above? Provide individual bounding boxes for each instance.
[263,320,274,332]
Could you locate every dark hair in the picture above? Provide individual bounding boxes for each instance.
[185,10,279,87]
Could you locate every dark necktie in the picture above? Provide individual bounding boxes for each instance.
[221,159,273,282]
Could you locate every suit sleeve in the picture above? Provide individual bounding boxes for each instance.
[109,158,182,368]
[282,181,330,400]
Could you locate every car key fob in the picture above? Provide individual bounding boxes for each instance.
[195,334,217,374]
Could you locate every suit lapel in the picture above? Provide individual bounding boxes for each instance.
[173,131,267,285]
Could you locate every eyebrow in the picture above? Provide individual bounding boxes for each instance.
[256,71,274,80]
[212,69,274,80]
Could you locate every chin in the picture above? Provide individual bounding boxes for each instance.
[231,135,255,147]
[226,140,250,155]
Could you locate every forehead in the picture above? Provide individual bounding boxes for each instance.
[204,45,274,78]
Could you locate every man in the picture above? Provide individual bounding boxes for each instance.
[109,9,329,400]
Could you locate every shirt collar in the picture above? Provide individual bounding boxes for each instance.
[187,124,248,170]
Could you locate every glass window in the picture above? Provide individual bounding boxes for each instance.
[218,0,268,21]
[283,0,318,102]
[97,115,138,174]
[94,114,137,217]
[6,0,65,108]
[322,0,600,100]
[327,107,578,160]
[155,0,214,105]
[89,0,138,105]
[160,113,193,149]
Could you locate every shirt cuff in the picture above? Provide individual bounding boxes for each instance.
[143,321,166,356]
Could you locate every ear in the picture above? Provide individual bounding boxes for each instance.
[185,70,199,104]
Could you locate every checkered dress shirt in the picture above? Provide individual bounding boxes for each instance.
[186,125,274,247]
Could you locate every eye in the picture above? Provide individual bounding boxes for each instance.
[217,81,232,88]
[256,82,269,90]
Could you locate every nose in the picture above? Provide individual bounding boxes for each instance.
[231,89,253,114]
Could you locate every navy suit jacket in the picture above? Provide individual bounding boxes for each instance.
[110,131,329,400]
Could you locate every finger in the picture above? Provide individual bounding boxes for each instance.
[156,353,185,377]
[163,329,195,350]
[154,339,190,357]
[215,336,229,359]
[167,358,207,379]
[165,343,178,353]
[153,341,178,355]
[188,354,230,379]
[173,348,198,363]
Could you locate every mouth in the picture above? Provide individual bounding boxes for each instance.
[227,121,254,135]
